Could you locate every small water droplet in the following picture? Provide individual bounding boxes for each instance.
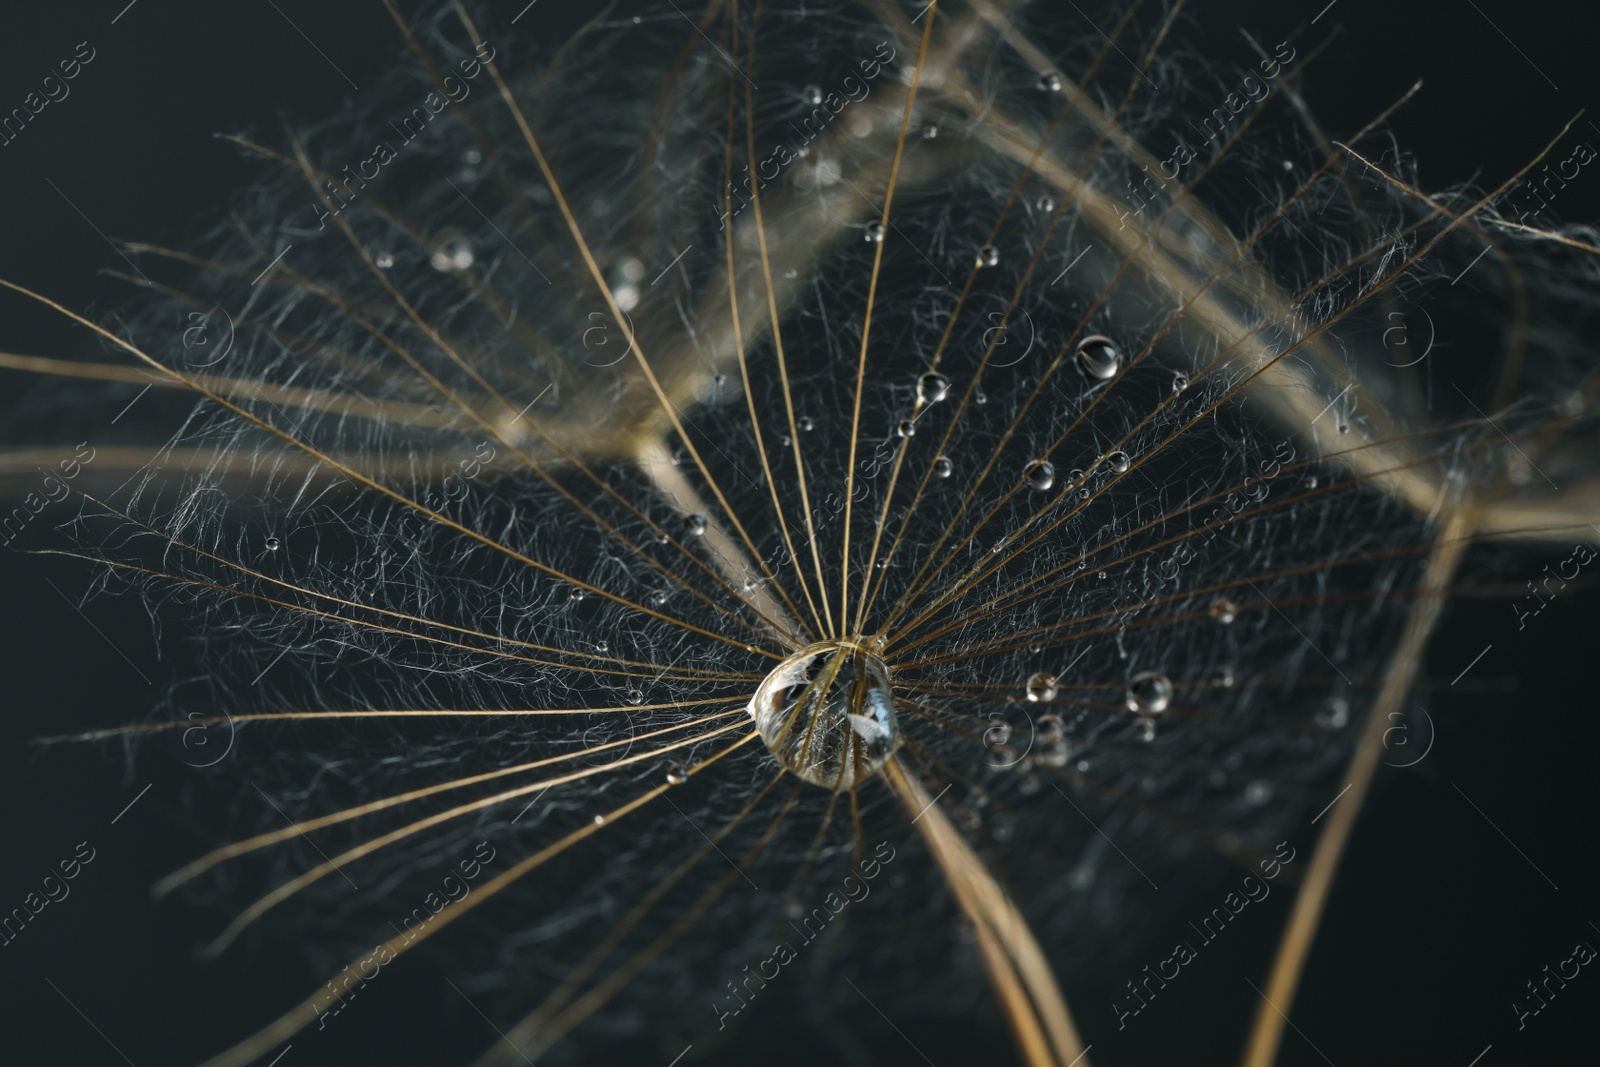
[975,244,1000,268]
[593,814,606,825]
[975,389,987,405]
[687,514,708,536]
[462,148,483,165]
[1305,475,1319,490]
[917,371,951,404]
[264,536,281,551]
[1209,597,1238,624]
[1315,697,1350,730]
[665,763,688,785]
[921,123,939,139]
[569,588,586,601]
[648,590,668,607]
[1036,194,1056,213]
[1126,669,1172,715]
[1171,372,1189,393]
[1105,450,1131,474]
[375,251,395,269]
[1025,672,1059,703]
[897,419,916,438]
[798,415,815,432]
[1135,718,1157,743]
[595,641,610,653]
[1074,335,1122,380]
[932,455,953,479]
[1037,71,1063,92]
[864,220,886,243]
[784,268,798,279]
[801,84,823,105]
[1212,665,1237,689]
[1025,459,1055,492]
[1337,422,1350,434]
[430,230,475,272]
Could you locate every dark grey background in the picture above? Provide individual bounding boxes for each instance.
[1,2,1595,1065]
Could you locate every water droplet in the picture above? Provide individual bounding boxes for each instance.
[1126,670,1172,715]
[1025,459,1055,492]
[569,588,586,601]
[1037,71,1063,92]
[264,536,281,552]
[1025,672,1059,703]
[1315,697,1350,730]
[1135,718,1158,743]
[593,814,606,825]
[801,84,823,105]
[897,419,916,438]
[430,230,475,272]
[1212,665,1237,689]
[654,531,670,545]
[665,763,688,786]
[748,641,901,788]
[1105,450,1131,474]
[921,123,939,139]
[687,514,708,536]
[917,371,951,404]
[864,220,886,243]
[932,455,953,479]
[1244,780,1272,806]
[1036,194,1056,213]
[1209,597,1238,624]
[375,251,395,269]
[1305,475,1319,490]
[1171,372,1189,393]
[462,148,483,165]
[1074,335,1122,380]
[784,268,798,280]
[595,641,610,653]
[1337,422,1350,434]
[647,590,668,607]
[975,389,988,405]
[798,415,815,432]
[975,244,1000,268]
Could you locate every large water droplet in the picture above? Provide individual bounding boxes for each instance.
[1171,371,1189,393]
[1105,450,1131,474]
[1126,670,1172,715]
[1209,597,1238,624]
[264,536,281,552]
[917,371,951,404]
[1025,459,1055,492]
[1025,672,1059,703]
[864,220,886,243]
[748,641,901,788]
[1074,335,1122,380]
[897,419,916,438]
[665,762,688,786]
[933,455,953,478]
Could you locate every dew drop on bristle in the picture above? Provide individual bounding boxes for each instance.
[976,244,1000,268]
[864,220,886,243]
[1025,459,1055,491]
[1074,335,1122,380]
[1172,371,1189,392]
[665,763,688,786]
[917,371,951,404]
[687,514,708,536]
[1025,672,1059,703]
[1209,597,1238,624]
[897,419,916,438]
[264,536,280,552]
[748,642,900,788]
[1105,450,1131,474]
[1126,670,1172,715]
[932,455,953,479]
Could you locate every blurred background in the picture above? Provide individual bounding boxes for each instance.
[1,2,1595,1064]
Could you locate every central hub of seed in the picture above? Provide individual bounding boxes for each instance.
[748,639,901,789]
